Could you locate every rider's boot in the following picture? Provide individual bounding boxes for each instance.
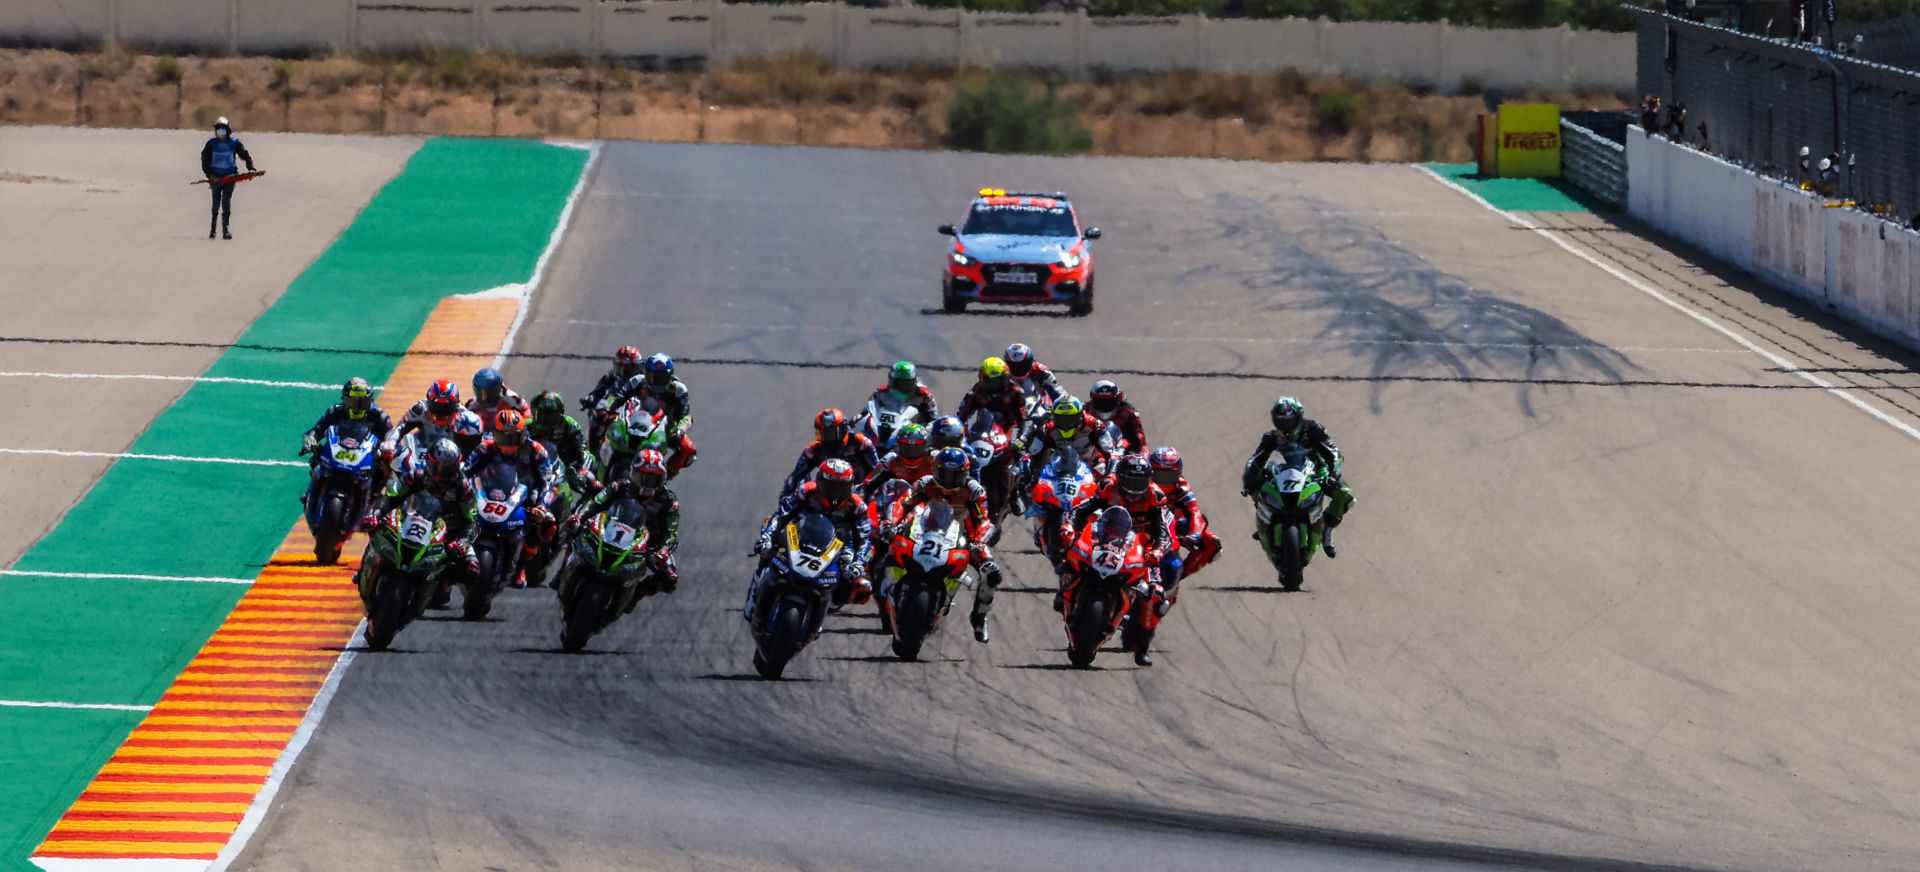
[1133,628,1155,667]
[1322,519,1340,559]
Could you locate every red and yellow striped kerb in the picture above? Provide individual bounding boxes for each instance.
[33,296,521,865]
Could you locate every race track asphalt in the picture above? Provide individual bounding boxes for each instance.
[231,143,1920,872]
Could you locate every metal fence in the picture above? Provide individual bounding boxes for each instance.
[1632,7,1920,223]
[1561,117,1628,207]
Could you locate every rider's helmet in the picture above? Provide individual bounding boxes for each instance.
[978,357,1010,393]
[214,116,231,137]
[1051,397,1084,439]
[816,459,857,508]
[888,361,919,396]
[630,448,667,497]
[1115,454,1153,499]
[1271,396,1305,439]
[472,367,504,406]
[614,345,644,379]
[933,447,969,489]
[893,423,930,459]
[426,379,461,425]
[814,408,849,447]
[531,391,566,432]
[424,437,462,484]
[643,353,675,389]
[1149,446,1183,489]
[342,377,373,420]
[1088,379,1122,415]
[928,416,966,450]
[492,410,527,456]
[1005,343,1036,378]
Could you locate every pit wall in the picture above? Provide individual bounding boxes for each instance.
[3,0,1632,91]
[1629,128,1920,349]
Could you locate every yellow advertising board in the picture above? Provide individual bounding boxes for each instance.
[1496,103,1561,177]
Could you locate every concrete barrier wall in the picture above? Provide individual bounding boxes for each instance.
[1630,127,1920,349]
[600,0,712,59]
[238,0,352,54]
[0,0,1632,91]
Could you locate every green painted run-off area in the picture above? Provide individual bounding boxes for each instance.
[0,138,588,870]
[1424,162,1602,213]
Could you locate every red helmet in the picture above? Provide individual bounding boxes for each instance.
[493,410,526,455]
[631,448,667,494]
[426,379,460,424]
[1149,446,1183,488]
[816,458,856,506]
[615,345,644,379]
[814,408,849,446]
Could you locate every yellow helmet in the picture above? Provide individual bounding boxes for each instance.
[980,357,1009,381]
[1051,397,1084,437]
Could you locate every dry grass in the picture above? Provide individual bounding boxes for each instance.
[0,46,1627,162]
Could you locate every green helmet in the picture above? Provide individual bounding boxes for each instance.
[532,391,567,431]
[1271,396,1304,439]
[888,361,918,396]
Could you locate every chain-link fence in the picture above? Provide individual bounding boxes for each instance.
[1632,6,1920,223]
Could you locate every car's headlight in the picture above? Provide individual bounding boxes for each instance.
[952,252,975,267]
[1059,252,1082,269]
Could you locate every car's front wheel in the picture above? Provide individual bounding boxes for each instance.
[1067,279,1093,316]
[943,284,968,313]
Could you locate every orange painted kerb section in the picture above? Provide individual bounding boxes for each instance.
[33,296,519,864]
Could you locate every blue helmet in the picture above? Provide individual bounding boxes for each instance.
[928,415,965,450]
[933,447,969,489]
[643,352,674,387]
[473,367,503,405]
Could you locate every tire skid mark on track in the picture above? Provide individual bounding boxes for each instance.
[27,297,522,872]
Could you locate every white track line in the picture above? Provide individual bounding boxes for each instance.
[489,142,601,370]
[0,371,358,390]
[0,699,152,712]
[542,318,1743,355]
[1,570,254,585]
[34,861,208,872]
[1415,166,1920,443]
[0,448,303,467]
[205,621,362,872]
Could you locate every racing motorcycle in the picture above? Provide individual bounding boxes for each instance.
[597,396,671,482]
[387,411,484,479]
[303,420,377,564]
[1251,442,1328,592]
[464,461,536,620]
[964,412,1018,536]
[1060,506,1155,669]
[746,511,846,680]
[1025,449,1098,569]
[526,436,588,588]
[881,501,975,661]
[555,493,661,652]
[855,392,921,452]
[357,491,456,651]
[866,478,914,633]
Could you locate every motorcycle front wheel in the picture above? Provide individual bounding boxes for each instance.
[560,573,611,653]
[754,600,807,680]
[890,581,938,662]
[1066,587,1111,668]
[1277,524,1304,592]
[314,491,348,565]
[365,571,413,651]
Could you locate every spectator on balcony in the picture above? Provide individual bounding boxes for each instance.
[1640,96,1661,138]
[1799,147,1813,189]
[1663,102,1688,141]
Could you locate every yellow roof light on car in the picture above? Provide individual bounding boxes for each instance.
[978,187,1006,197]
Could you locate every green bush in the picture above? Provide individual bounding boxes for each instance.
[150,55,180,85]
[1312,90,1361,133]
[945,73,1093,155]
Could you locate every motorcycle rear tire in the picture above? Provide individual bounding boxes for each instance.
[314,493,347,565]
[1067,589,1109,668]
[365,572,411,651]
[1278,524,1304,592]
[755,602,806,680]
[561,575,611,653]
[890,583,936,662]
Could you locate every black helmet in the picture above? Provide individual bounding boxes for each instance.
[425,438,463,481]
[929,416,965,450]
[894,423,930,459]
[342,377,373,419]
[1271,396,1304,438]
[1115,454,1152,498]
[1089,379,1121,415]
[531,391,566,430]
[933,447,969,489]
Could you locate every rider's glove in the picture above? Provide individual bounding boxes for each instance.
[301,433,319,455]
[577,396,592,410]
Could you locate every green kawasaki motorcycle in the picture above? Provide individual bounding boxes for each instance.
[555,494,662,653]
[1251,443,1330,592]
[356,491,456,650]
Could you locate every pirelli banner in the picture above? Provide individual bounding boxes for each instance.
[1494,103,1561,178]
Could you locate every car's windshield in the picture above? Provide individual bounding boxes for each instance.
[961,204,1078,237]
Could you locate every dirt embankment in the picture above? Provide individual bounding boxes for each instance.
[0,48,1626,161]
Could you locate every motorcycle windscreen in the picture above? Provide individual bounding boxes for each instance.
[794,511,839,558]
[918,500,957,538]
[1092,505,1132,545]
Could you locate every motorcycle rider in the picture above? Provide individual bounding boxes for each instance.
[1018,396,1113,482]
[779,408,880,501]
[1150,446,1220,586]
[927,414,980,483]
[1064,455,1178,665]
[861,422,935,497]
[955,357,1029,435]
[467,367,529,433]
[896,447,1004,643]
[461,410,556,588]
[866,361,939,429]
[1241,396,1353,558]
[383,379,485,469]
[756,458,874,606]
[567,448,680,605]
[528,391,598,496]
[1004,342,1065,408]
[599,353,696,478]
[376,437,483,604]
[301,377,394,509]
[1086,379,1149,455]
[582,346,646,448]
